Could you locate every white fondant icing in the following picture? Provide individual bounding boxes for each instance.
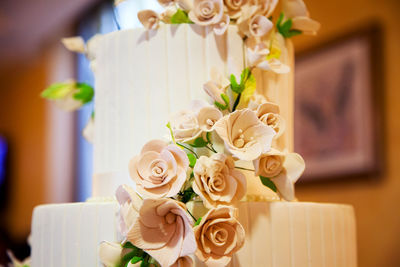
[31,201,357,267]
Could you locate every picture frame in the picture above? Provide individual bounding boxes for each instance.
[294,24,384,181]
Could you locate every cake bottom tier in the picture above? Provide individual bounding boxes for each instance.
[31,201,357,267]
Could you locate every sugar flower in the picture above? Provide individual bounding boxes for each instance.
[253,148,305,201]
[214,108,276,161]
[99,241,124,267]
[138,10,160,30]
[189,0,224,26]
[61,36,86,53]
[193,153,246,208]
[281,0,320,35]
[129,140,189,198]
[224,0,248,19]
[116,185,197,267]
[249,14,273,37]
[194,206,245,266]
[255,102,286,138]
[169,109,203,143]
[247,35,290,73]
[203,68,230,106]
[171,256,194,267]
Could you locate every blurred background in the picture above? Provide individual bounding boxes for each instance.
[0,0,399,266]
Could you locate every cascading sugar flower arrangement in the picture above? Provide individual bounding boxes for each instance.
[98,63,306,266]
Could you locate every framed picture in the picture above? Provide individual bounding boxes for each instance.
[294,24,384,181]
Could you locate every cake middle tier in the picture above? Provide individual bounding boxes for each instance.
[92,24,245,196]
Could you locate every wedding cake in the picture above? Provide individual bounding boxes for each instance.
[30,1,357,267]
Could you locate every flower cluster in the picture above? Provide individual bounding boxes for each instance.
[129,0,319,74]
[100,64,306,267]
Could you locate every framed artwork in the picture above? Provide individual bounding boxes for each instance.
[294,24,384,181]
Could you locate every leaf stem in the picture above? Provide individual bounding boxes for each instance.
[235,166,255,172]
[176,142,199,158]
[186,208,197,222]
[232,93,241,112]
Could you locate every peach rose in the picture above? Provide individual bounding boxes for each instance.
[171,256,194,267]
[116,185,197,267]
[193,154,246,208]
[169,110,203,143]
[129,140,189,198]
[214,109,276,161]
[281,0,320,35]
[203,68,230,106]
[194,206,245,266]
[253,148,305,201]
[189,0,224,26]
[138,10,160,30]
[224,0,247,19]
[256,102,286,138]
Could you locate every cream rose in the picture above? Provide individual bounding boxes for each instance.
[171,256,194,267]
[189,0,224,26]
[281,0,320,35]
[203,68,230,106]
[129,140,189,198]
[169,110,202,143]
[253,148,305,201]
[214,109,276,161]
[256,102,286,138]
[116,185,197,267]
[192,154,246,208]
[138,10,160,30]
[224,0,247,19]
[247,93,268,110]
[194,206,245,266]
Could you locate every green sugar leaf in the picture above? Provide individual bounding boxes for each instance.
[140,261,150,267]
[280,19,293,35]
[178,187,196,203]
[131,256,143,264]
[122,242,135,249]
[187,153,197,168]
[189,137,208,148]
[239,68,251,87]
[195,217,202,226]
[286,29,302,38]
[260,176,277,192]
[41,82,74,100]
[221,93,230,106]
[215,101,227,110]
[73,83,94,104]
[170,9,193,24]
[230,74,243,94]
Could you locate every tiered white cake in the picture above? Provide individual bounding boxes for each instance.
[31,19,357,267]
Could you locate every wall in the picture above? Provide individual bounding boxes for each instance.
[0,55,49,240]
[294,0,400,266]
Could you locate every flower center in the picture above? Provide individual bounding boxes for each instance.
[209,225,228,246]
[261,113,279,132]
[149,159,167,183]
[199,1,215,19]
[206,118,215,126]
[165,212,177,224]
[208,174,226,192]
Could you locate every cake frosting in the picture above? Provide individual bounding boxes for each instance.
[29,1,357,267]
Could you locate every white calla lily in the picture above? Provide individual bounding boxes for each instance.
[99,241,123,267]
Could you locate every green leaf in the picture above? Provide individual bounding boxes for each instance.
[122,242,135,249]
[131,256,143,264]
[239,68,251,87]
[230,74,243,94]
[276,13,284,29]
[280,19,293,35]
[178,187,196,203]
[41,82,74,100]
[238,71,256,108]
[194,217,202,226]
[215,93,230,110]
[166,122,176,143]
[215,101,226,110]
[260,176,277,192]
[140,260,150,267]
[286,29,302,38]
[170,9,193,24]
[189,137,208,148]
[122,251,137,262]
[221,93,230,106]
[73,83,94,104]
[187,153,197,168]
